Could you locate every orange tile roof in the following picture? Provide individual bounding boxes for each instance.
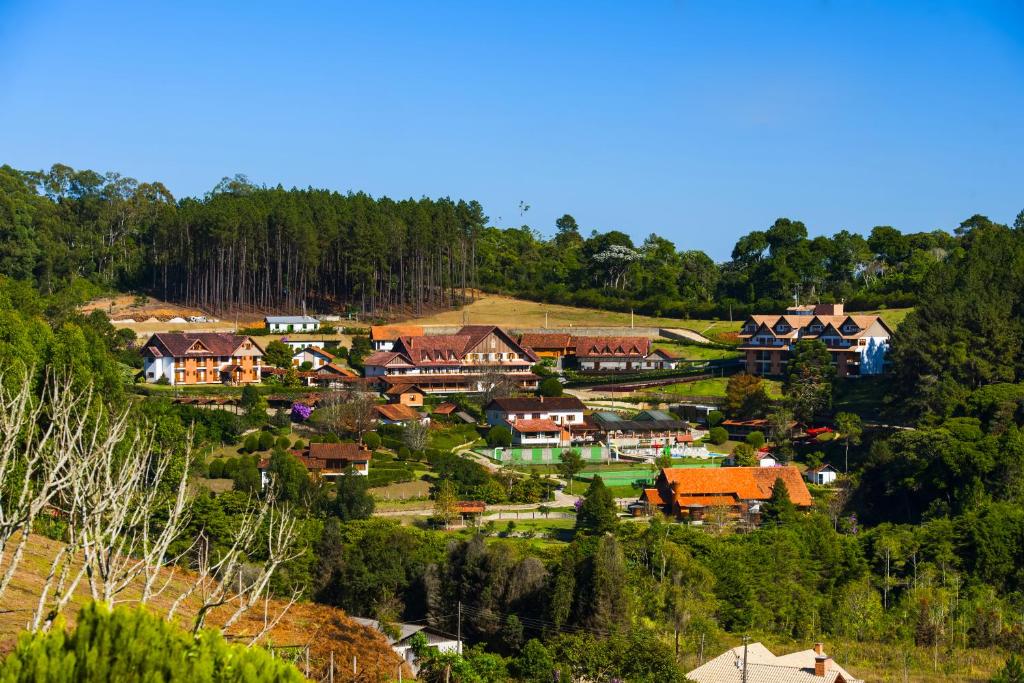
[660,466,813,507]
[456,501,486,513]
[433,402,458,415]
[519,333,573,349]
[675,495,738,508]
[370,325,424,341]
[641,488,664,505]
[510,418,562,433]
[375,403,423,422]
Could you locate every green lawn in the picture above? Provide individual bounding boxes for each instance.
[651,341,742,361]
[639,376,782,399]
[864,307,912,328]
[428,424,483,451]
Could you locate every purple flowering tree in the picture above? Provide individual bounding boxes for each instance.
[291,402,313,422]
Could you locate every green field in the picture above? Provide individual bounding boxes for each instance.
[639,376,782,399]
[650,340,742,361]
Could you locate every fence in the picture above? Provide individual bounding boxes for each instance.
[484,445,611,465]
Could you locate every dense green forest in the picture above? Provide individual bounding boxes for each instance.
[4,162,1019,317]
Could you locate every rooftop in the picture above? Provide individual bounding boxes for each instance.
[659,466,813,507]
[485,396,586,412]
[266,316,319,324]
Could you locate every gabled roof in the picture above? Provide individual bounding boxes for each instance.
[320,363,358,377]
[142,332,259,358]
[385,383,426,396]
[295,346,336,360]
[382,325,536,367]
[660,466,813,507]
[687,642,863,683]
[375,403,423,422]
[433,402,458,415]
[509,418,563,434]
[574,336,651,358]
[641,488,664,505]
[485,396,585,412]
[308,442,371,462]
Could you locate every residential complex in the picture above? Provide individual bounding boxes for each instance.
[737,303,891,377]
[363,325,540,394]
[141,332,264,385]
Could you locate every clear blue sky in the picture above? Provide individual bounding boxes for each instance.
[1,1,1021,259]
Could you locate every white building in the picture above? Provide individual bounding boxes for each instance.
[291,346,336,369]
[805,463,839,485]
[265,315,320,333]
[350,617,459,674]
[484,396,586,427]
[509,419,567,447]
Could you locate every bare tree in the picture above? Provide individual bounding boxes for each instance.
[0,371,82,603]
[322,386,378,441]
[403,419,429,452]
[479,368,517,404]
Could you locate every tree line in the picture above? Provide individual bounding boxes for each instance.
[4,163,1020,318]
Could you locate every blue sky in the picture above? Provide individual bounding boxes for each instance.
[0,1,1021,259]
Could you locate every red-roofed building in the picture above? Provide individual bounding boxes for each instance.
[375,403,429,425]
[258,442,372,485]
[644,466,813,524]
[573,336,681,372]
[508,418,569,447]
[519,333,575,359]
[363,326,540,394]
[141,332,264,385]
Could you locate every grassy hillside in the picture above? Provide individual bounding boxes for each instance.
[0,534,404,680]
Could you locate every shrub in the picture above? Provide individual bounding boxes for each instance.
[398,446,412,460]
[707,410,724,427]
[362,432,382,450]
[292,438,305,450]
[258,431,275,451]
[207,459,225,479]
[745,430,765,449]
[709,427,728,445]
[0,602,304,682]
[243,433,259,453]
[299,361,313,371]
[537,377,563,397]
[276,436,291,450]
[487,425,513,448]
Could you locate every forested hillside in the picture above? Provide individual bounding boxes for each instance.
[4,162,1018,317]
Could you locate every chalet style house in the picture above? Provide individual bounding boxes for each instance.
[141,332,263,385]
[738,303,891,378]
[640,466,812,523]
[574,336,679,372]
[362,325,540,394]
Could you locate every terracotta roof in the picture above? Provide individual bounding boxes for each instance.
[375,404,423,422]
[641,488,664,505]
[485,396,585,412]
[321,363,358,377]
[509,418,562,433]
[384,383,425,396]
[308,442,371,462]
[456,501,486,514]
[370,325,424,341]
[519,333,573,349]
[363,351,412,367]
[433,402,458,415]
[142,332,259,358]
[574,336,651,358]
[675,495,739,508]
[660,466,813,507]
[383,373,540,386]
[300,346,336,360]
